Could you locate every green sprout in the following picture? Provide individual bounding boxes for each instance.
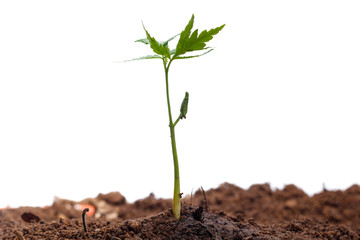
[126,14,224,220]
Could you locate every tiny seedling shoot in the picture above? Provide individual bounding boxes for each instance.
[126,14,224,220]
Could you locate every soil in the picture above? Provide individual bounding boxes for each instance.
[1,182,360,239]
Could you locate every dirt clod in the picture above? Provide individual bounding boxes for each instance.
[20,212,40,223]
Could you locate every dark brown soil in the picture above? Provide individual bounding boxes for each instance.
[1,183,360,239]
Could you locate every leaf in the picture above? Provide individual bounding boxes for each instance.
[142,23,170,58]
[186,25,225,52]
[126,15,224,63]
[136,33,180,47]
[175,14,195,56]
[174,14,225,58]
[180,92,189,119]
[173,49,214,60]
[160,33,180,47]
[123,54,162,62]
[170,49,176,55]
[135,38,149,44]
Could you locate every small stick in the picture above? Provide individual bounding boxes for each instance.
[82,208,89,232]
[200,186,208,212]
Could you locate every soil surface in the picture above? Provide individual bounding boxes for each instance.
[1,182,360,239]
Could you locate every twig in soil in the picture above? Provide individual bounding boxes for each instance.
[200,186,208,212]
[322,183,328,192]
[190,187,194,204]
[82,208,89,232]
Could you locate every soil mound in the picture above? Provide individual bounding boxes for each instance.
[1,183,360,239]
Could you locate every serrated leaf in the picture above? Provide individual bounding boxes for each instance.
[123,54,162,62]
[175,14,195,56]
[174,14,225,58]
[186,24,225,51]
[173,49,214,60]
[142,23,171,58]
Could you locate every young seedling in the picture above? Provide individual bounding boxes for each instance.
[126,14,224,220]
[82,208,89,232]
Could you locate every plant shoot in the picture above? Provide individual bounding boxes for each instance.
[126,14,224,220]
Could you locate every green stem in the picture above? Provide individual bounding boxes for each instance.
[163,59,181,220]
[173,115,181,127]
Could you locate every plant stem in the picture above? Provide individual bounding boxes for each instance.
[163,59,181,220]
[82,208,89,232]
[173,115,182,127]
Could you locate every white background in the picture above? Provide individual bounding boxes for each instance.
[1,1,359,208]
